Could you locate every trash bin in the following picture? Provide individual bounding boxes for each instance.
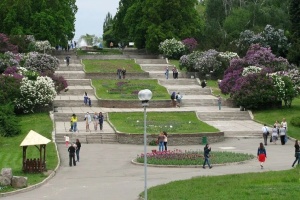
[202,136,207,145]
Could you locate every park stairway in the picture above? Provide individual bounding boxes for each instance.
[52,51,118,144]
[136,58,262,138]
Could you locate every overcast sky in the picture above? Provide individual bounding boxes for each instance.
[74,0,120,40]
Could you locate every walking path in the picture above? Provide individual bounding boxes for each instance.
[1,51,290,199]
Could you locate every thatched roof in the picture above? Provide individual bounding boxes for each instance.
[20,130,51,146]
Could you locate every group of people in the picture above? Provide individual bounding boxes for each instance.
[157,132,168,151]
[262,118,288,146]
[66,138,81,167]
[170,92,182,107]
[117,68,126,79]
[69,112,104,132]
[83,92,92,107]
[164,67,179,79]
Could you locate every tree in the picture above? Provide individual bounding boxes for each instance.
[288,0,300,65]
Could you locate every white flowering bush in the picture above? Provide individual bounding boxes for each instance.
[269,73,286,100]
[179,51,202,71]
[242,66,262,76]
[219,51,239,60]
[23,52,59,73]
[159,38,186,59]
[194,49,221,74]
[34,40,53,53]
[15,76,57,113]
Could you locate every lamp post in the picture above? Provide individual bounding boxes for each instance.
[138,89,152,200]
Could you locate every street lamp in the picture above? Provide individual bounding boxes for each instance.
[138,89,152,200]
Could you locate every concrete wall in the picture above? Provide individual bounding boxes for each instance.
[117,132,224,145]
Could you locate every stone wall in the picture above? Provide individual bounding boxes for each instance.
[85,72,150,79]
[97,100,172,108]
[117,132,224,145]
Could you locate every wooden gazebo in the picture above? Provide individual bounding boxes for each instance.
[20,130,51,173]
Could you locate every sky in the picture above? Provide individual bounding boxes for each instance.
[74,0,120,41]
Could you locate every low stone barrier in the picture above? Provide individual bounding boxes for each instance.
[0,168,27,189]
[117,132,224,145]
[97,99,172,108]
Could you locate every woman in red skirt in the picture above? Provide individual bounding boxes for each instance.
[257,142,267,169]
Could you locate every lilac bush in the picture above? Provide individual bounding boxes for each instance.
[182,38,198,53]
[194,49,221,74]
[0,51,22,73]
[158,38,186,59]
[0,33,18,53]
[23,52,59,73]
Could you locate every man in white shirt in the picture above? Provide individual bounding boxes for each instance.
[262,124,269,145]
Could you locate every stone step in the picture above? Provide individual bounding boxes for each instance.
[149,72,184,79]
[66,79,91,86]
[86,134,118,144]
[166,88,211,95]
[135,59,167,64]
[53,95,97,107]
[58,59,81,64]
[197,111,252,121]
[180,99,218,106]
[128,55,158,59]
[159,79,199,85]
[59,86,94,96]
[54,71,85,79]
[53,50,76,56]
[58,64,83,70]
[55,133,118,144]
[140,64,173,71]
[224,131,262,138]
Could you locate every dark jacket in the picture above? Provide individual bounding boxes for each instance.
[98,114,104,123]
[76,142,81,150]
[204,146,211,158]
[295,144,300,152]
[257,148,266,156]
[68,145,75,155]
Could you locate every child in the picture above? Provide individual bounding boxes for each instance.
[64,135,70,147]
[88,98,92,107]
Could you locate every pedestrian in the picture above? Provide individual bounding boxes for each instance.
[271,125,278,144]
[176,92,182,107]
[64,135,70,147]
[93,112,98,131]
[279,124,286,145]
[83,92,88,105]
[75,139,81,162]
[98,112,104,131]
[262,124,269,145]
[292,140,300,167]
[274,120,280,135]
[71,114,78,132]
[172,67,176,79]
[117,68,122,79]
[88,97,92,107]
[201,80,207,88]
[217,95,222,110]
[74,41,77,48]
[69,119,73,132]
[65,55,70,66]
[173,67,178,79]
[157,132,165,152]
[257,142,267,169]
[68,143,76,167]
[122,67,126,79]
[281,118,288,143]
[110,42,113,49]
[165,67,169,79]
[163,131,168,151]
[84,112,92,132]
[202,144,212,169]
[170,91,176,107]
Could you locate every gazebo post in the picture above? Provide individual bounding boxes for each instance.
[22,146,27,172]
[43,145,47,170]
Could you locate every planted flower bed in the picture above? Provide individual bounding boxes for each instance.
[136,149,254,165]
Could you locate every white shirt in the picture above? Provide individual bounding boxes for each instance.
[262,126,268,134]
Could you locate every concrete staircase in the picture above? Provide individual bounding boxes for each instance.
[53,52,118,144]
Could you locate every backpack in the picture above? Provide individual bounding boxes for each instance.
[171,92,175,100]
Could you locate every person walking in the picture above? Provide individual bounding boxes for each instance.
[157,132,165,152]
[68,143,76,167]
[75,139,81,162]
[262,124,269,145]
[165,67,169,79]
[163,131,168,151]
[83,92,88,106]
[93,112,98,131]
[122,67,126,79]
[281,118,288,143]
[292,140,300,167]
[71,114,78,132]
[88,97,92,107]
[117,68,122,79]
[279,125,286,145]
[176,92,182,107]
[64,135,70,147]
[202,144,212,169]
[257,143,267,169]
[217,95,222,110]
[170,91,176,107]
[98,112,104,131]
[84,112,92,132]
[271,125,278,144]
[65,55,70,66]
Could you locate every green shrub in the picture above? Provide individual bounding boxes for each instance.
[0,104,21,137]
[149,140,157,146]
[291,116,300,127]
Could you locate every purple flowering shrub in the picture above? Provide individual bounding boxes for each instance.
[182,38,198,53]
[231,73,277,109]
[41,70,68,93]
[0,33,18,53]
[3,66,24,80]
[219,68,243,95]
[0,51,22,73]
[23,52,59,73]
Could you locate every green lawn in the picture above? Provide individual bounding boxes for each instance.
[76,49,122,55]
[253,98,300,140]
[206,80,229,99]
[92,79,170,100]
[108,112,219,134]
[83,59,143,73]
[0,113,57,192]
[142,168,300,199]
[168,59,180,69]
